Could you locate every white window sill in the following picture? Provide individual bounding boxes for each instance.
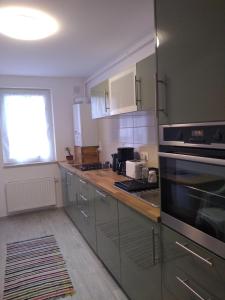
[3,161,58,168]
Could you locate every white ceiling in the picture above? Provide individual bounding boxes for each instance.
[0,0,154,77]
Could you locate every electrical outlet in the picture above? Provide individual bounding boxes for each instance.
[140,152,149,161]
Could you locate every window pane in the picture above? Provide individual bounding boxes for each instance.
[0,89,55,165]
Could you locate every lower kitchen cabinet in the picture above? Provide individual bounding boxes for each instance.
[65,171,75,220]
[60,167,78,224]
[94,188,120,282]
[77,180,97,251]
[118,202,161,300]
[162,225,225,300]
[60,167,162,300]
[60,167,67,208]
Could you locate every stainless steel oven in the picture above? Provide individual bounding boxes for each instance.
[159,122,225,259]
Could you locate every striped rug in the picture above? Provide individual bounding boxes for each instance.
[3,235,75,300]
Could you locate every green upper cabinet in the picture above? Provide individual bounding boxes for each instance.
[90,54,156,118]
[109,56,156,116]
[90,80,110,119]
[136,54,156,111]
[109,65,137,115]
[155,0,225,125]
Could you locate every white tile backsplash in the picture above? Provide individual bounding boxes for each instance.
[119,115,134,128]
[133,112,156,127]
[133,126,157,145]
[97,111,158,166]
[119,127,133,143]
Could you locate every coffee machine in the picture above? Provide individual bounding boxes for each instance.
[116,147,134,175]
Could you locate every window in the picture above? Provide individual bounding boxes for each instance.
[0,88,56,166]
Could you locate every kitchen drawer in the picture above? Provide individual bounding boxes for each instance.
[75,179,96,251]
[78,177,90,201]
[79,206,96,251]
[162,225,225,300]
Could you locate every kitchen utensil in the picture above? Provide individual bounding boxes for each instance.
[148,169,157,183]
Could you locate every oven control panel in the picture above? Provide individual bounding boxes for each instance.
[160,122,225,148]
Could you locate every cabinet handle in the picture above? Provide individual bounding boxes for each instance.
[96,189,106,198]
[152,227,156,265]
[80,194,88,202]
[104,90,110,112]
[66,172,73,185]
[156,73,167,115]
[135,76,142,109]
[175,241,213,267]
[176,276,211,300]
[79,179,86,184]
[80,210,88,218]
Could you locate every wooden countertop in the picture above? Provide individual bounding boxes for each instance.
[59,162,160,223]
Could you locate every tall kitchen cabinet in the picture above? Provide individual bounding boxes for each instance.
[90,80,110,119]
[118,202,161,300]
[155,0,225,124]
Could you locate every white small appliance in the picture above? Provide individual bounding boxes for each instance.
[126,160,146,179]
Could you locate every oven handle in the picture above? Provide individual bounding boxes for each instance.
[159,152,225,166]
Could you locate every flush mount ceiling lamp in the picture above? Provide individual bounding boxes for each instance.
[0,6,59,40]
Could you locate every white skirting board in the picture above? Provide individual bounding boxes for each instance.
[6,177,57,214]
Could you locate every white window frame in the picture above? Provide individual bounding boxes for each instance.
[0,88,56,166]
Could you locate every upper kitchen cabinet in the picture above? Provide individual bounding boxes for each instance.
[155,0,225,125]
[136,54,156,111]
[109,55,156,116]
[90,80,110,119]
[73,103,98,146]
[109,66,137,115]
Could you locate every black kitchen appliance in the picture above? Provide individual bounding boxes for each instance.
[114,179,158,192]
[117,147,134,175]
[74,163,103,171]
[159,122,225,259]
[111,153,118,172]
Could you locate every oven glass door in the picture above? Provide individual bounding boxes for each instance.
[160,155,225,243]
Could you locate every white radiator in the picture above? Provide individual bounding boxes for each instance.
[6,177,56,214]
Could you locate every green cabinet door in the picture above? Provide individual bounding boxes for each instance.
[118,202,161,300]
[95,189,120,282]
[70,173,79,225]
[65,172,75,220]
[136,54,156,111]
[91,80,110,119]
[162,225,225,300]
[155,0,225,124]
[60,167,67,208]
[77,179,97,251]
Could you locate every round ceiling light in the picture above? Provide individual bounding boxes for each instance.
[0,6,59,40]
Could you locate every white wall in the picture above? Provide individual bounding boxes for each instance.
[0,75,85,217]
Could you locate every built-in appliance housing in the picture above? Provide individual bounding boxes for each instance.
[159,122,225,259]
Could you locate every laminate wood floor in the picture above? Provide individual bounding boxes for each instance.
[0,208,128,300]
